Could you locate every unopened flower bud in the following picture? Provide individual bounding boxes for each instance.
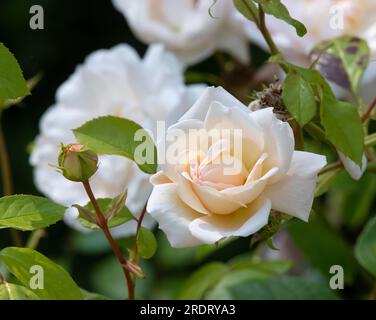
[57,144,98,182]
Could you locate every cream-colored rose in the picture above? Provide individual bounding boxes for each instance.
[112,0,249,65]
[147,87,327,247]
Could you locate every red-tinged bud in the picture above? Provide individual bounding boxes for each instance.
[57,144,98,182]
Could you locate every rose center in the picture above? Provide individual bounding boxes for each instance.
[198,155,248,188]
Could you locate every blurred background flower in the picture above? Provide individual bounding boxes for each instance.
[112,0,250,65]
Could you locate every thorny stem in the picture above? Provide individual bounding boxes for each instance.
[82,180,135,300]
[0,116,23,247]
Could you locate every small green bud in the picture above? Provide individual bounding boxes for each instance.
[57,144,98,182]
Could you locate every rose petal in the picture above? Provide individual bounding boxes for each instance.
[189,196,271,244]
[338,151,367,181]
[204,101,264,150]
[263,151,327,222]
[192,182,247,215]
[221,167,278,205]
[147,183,203,248]
[251,108,295,184]
[180,87,248,122]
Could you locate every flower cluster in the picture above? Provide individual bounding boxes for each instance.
[31,0,371,247]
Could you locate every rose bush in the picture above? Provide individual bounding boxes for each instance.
[147,87,327,247]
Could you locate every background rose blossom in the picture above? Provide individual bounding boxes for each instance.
[112,0,250,65]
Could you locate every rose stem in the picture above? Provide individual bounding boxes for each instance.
[26,228,46,249]
[319,160,343,175]
[123,204,148,294]
[0,116,23,247]
[361,96,376,122]
[82,180,135,300]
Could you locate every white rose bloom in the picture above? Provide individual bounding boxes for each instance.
[30,44,205,237]
[147,87,327,248]
[245,0,376,73]
[112,0,250,65]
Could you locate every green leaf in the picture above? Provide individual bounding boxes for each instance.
[226,276,338,299]
[355,216,376,278]
[255,0,307,36]
[286,217,358,284]
[81,288,111,300]
[0,247,83,300]
[282,70,317,126]
[154,232,199,270]
[321,97,364,165]
[2,73,42,110]
[230,257,293,274]
[0,283,40,300]
[0,195,66,231]
[286,65,363,164]
[0,43,29,102]
[206,268,271,299]
[233,0,259,23]
[76,198,133,230]
[73,116,157,174]
[310,36,370,93]
[137,227,157,259]
[177,262,230,299]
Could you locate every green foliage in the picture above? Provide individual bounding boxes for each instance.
[0,247,83,300]
[137,227,157,259]
[233,0,259,23]
[355,216,376,278]
[320,97,364,165]
[254,0,307,36]
[0,43,29,105]
[310,36,370,93]
[0,195,65,231]
[75,197,133,230]
[81,288,111,300]
[315,168,342,197]
[207,269,271,299]
[330,172,376,228]
[0,283,40,300]
[225,276,338,299]
[286,217,358,284]
[282,70,317,126]
[73,116,157,174]
[287,65,364,165]
[177,262,230,299]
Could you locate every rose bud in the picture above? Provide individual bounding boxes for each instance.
[57,144,98,182]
